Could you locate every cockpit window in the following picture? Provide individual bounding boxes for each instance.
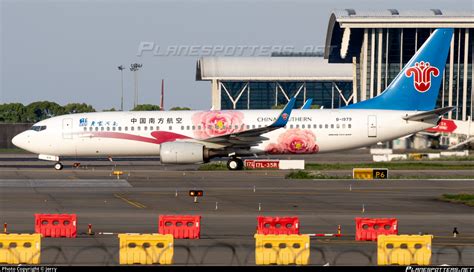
[30,125,47,131]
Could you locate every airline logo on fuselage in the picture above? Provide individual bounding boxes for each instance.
[79,118,88,127]
[405,61,439,93]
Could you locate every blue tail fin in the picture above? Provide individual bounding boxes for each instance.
[344,28,453,111]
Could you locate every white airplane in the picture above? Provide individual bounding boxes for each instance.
[12,29,454,170]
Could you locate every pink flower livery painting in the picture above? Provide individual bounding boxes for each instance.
[192,111,245,139]
[265,128,319,154]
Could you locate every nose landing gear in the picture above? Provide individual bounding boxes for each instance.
[54,162,64,170]
[227,157,244,171]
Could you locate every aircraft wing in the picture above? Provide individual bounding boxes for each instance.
[200,97,296,147]
[402,106,455,121]
[448,137,474,149]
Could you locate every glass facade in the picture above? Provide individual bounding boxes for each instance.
[219,81,353,110]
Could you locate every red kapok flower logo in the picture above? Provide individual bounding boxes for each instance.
[264,128,319,154]
[405,61,439,93]
[192,111,244,139]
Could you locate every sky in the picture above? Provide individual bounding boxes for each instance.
[1,0,473,111]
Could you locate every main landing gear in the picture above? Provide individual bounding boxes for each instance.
[54,162,64,170]
[227,157,244,171]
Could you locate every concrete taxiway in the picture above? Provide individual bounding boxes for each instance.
[0,152,473,265]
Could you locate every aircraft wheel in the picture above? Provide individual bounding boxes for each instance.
[54,162,64,170]
[227,157,244,171]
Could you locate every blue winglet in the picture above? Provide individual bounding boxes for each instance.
[301,98,313,109]
[271,96,296,127]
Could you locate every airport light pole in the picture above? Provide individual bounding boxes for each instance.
[130,63,143,108]
[117,65,125,111]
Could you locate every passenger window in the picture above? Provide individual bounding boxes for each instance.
[106,127,110,131]
[302,124,305,129]
[296,124,299,128]
[89,127,93,131]
[137,127,141,131]
[125,127,128,131]
[112,127,116,131]
[144,126,147,131]
[246,125,250,129]
[156,126,160,130]
[83,127,87,131]
[336,124,340,129]
[197,125,201,130]
[319,124,323,129]
[325,124,328,129]
[290,124,294,129]
[258,125,262,128]
[342,124,346,128]
[186,125,190,130]
[313,124,317,129]
[95,127,99,131]
[169,126,173,130]
[331,124,334,129]
[348,124,352,129]
[252,125,256,129]
[192,126,195,130]
[118,127,122,131]
[131,127,134,131]
[181,126,184,130]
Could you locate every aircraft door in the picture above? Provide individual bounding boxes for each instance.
[367,115,377,137]
[62,118,73,139]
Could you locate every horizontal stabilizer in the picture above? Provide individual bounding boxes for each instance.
[448,137,474,149]
[402,106,455,121]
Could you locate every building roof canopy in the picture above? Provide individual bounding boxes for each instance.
[324,9,474,61]
[196,57,352,81]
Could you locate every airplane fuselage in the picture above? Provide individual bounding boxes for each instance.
[13,109,437,158]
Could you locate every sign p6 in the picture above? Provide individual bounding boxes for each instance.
[373,169,388,179]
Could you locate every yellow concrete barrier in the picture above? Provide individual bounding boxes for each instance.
[377,235,433,265]
[408,153,423,160]
[254,234,310,265]
[0,234,41,264]
[118,233,173,265]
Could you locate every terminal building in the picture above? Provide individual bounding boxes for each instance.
[325,9,474,122]
[196,57,353,110]
[196,9,474,123]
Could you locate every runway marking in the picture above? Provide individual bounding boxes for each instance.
[113,194,146,209]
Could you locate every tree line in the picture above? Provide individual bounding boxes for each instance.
[0,101,191,123]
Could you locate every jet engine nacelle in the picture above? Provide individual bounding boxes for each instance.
[159,142,209,164]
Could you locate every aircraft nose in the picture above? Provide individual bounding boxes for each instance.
[12,132,26,149]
